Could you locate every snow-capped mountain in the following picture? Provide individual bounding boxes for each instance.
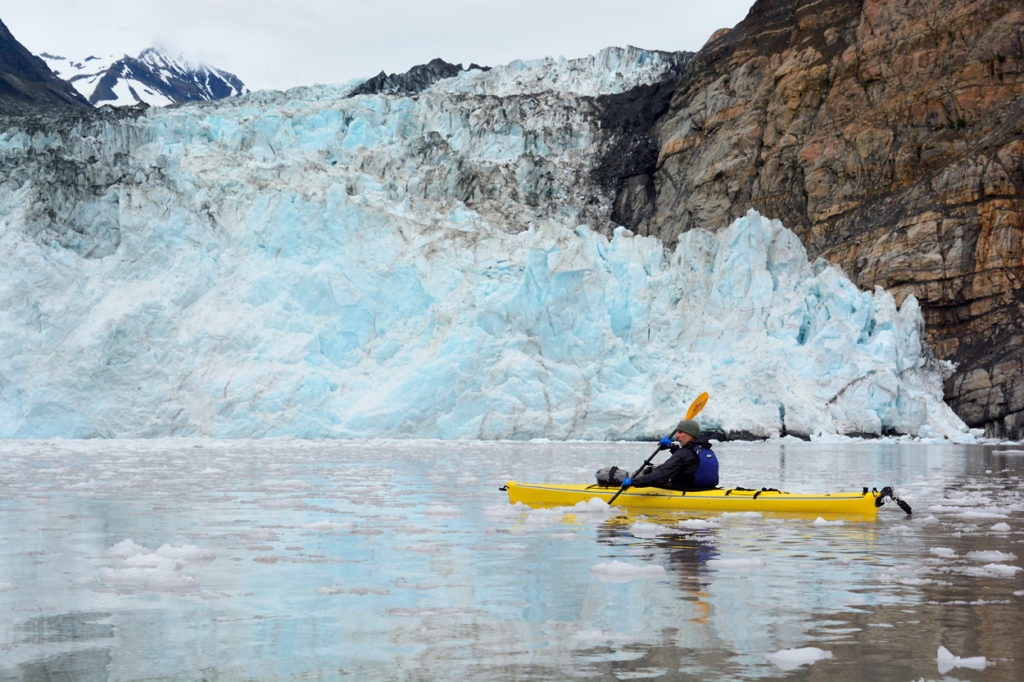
[0,47,968,440]
[41,47,248,107]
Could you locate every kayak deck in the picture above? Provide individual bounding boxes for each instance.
[505,481,884,517]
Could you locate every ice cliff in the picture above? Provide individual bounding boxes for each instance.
[0,47,968,440]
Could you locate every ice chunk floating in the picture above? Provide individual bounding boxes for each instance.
[0,48,965,440]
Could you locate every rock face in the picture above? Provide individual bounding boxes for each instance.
[0,19,90,112]
[350,58,487,96]
[638,0,1024,438]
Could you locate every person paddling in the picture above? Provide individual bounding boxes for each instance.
[622,420,719,491]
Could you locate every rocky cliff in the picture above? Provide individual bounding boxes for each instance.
[0,19,90,112]
[635,0,1024,438]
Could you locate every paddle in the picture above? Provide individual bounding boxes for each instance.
[607,392,709,506]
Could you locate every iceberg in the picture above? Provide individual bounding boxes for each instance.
[0,48,967,440]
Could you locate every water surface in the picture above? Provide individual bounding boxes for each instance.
[1,439,1021,680]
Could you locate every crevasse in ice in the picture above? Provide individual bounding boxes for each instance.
[0,48,967,440]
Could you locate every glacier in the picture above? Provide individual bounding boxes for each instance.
[0,47,967,440]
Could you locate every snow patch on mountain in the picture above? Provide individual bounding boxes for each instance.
[41,47,247,107]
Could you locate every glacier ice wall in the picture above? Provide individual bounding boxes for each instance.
[0,47,967,440]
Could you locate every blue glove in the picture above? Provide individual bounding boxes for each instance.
[622,477,632,487]
[659,437,672,450]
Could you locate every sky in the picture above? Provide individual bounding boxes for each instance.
[2,0,754,92]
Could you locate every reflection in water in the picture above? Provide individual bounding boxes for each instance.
[0,439,1020,680]
[14,648,112,682]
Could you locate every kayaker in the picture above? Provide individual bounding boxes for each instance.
[622,419,719,491]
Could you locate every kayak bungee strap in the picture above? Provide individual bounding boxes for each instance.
[752,488,781,499]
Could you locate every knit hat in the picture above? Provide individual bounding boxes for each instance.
[675,419,700,438]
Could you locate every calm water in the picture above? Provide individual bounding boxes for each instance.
[0,439,1021,680]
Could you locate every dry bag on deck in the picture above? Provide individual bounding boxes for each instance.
[595,466,628,486]
[595,464,653,487]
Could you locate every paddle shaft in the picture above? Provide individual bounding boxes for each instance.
[606,446,661,505]
[607,392,710,507]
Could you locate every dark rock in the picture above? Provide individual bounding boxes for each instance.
[350,58,487,97]
[592,53,692,231]
[0,18,90,112]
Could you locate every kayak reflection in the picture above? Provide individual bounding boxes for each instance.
[597,511,721,624]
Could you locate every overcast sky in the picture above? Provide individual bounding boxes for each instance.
[3,1,754,92]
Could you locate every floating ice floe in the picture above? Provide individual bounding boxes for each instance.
[630,521,675,538]
[961,563,1022,578]
[677,518,719,530]
[965,550,1016,562]
[571,498,614,515]
[765,647,833,671]
[591,560,666,583]
[937,645,986,673]
[707,557,765,570]
[303,520,355,531]
[100,538,216,592]
[572,629,651,645]
[929,547,957,558]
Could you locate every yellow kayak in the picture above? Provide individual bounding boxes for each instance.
[504,482,911,518]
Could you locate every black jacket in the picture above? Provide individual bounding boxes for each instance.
[630,440,713,491]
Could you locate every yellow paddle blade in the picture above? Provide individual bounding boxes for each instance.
[686,392,709,419]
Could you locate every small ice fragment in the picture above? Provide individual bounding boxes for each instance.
[929,547,957,558]
[591,560,666,583]
[157,544,216,562]
[523,508,564,526]
[813,517,844,526]
[423,503,463,517]
[964,563,1022,578]
[965,550,1016,562]
[572,498,613,514]
[0,582,13,593]
[105,538,149,558]
[303,520,354,531]
[707,557,764,570]
[765,647,833,671]
[677,518,719,529]
[937,645,987,673]
[990,522,1011,532]
[958,510,1009,520]
[572,629,648,645]
[630,521,671,538]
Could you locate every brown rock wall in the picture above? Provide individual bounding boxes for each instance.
[641,0,1024,437]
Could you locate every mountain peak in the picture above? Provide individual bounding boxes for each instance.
[43,46,249,107]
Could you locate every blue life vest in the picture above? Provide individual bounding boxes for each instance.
[692,444,719,488]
